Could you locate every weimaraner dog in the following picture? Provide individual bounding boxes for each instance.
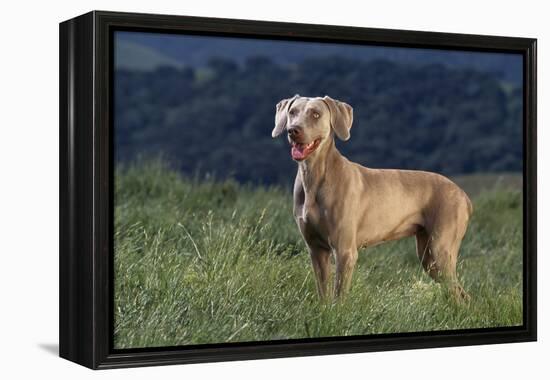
[272,95,473,301]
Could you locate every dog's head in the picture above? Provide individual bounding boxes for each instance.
[272,95,353,161]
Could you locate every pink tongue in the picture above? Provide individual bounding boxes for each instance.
[291,145,306,160]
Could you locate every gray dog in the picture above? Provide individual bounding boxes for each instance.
[272,95,472,301]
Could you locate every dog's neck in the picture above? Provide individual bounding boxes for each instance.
[298,138,342,193]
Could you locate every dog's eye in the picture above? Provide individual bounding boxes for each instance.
[288,109,296,116]
[312,112,320,119]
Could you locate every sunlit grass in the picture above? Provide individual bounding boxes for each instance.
[113,160,523,348]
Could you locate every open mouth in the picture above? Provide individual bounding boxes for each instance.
[291,138,322,161]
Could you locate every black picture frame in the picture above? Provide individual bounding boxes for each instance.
[59,10,537,369]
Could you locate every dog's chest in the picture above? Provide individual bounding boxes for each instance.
[295,192,330,244]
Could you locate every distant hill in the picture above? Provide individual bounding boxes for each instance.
[115,40,184,71]
[114,55,523,185]
[115,31,523,83]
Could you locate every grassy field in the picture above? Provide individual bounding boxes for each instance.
[113,161,523,349]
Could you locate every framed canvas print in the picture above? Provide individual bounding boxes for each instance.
[59,10,537,369]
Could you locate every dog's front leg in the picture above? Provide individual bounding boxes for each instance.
[309,246,332,300]
[333,247,358,298]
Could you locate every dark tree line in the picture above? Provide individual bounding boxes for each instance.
[114,56,522,185]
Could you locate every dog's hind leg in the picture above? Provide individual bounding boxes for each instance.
[415,227,438,279]
[422,224,470,302]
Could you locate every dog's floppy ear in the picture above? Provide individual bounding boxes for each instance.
[322,96,353,141]
[272,94,299,138]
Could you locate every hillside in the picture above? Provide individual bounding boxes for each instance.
[116,31,523,83]
[113,162,523,348]
[114,56,523,186]
[115,40,184,71]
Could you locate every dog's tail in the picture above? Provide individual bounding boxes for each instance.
[465,193,474,217]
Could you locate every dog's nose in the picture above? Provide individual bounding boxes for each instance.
[288,126,301,138]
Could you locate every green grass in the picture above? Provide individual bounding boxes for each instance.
[113,160,523,349]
